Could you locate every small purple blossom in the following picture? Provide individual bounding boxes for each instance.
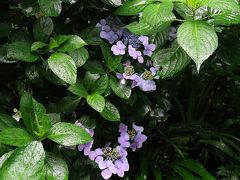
[169,26,177,41]
[143,44,156,57]
[111,41,126,55]
[75,121,94,156]
[118,123,147,152]
[100,30,118,44]
[128,45,144,63]
[139,36,149,46]
[89,145,129,179]
[116,63,136,84]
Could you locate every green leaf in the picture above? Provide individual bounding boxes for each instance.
[83,60,106,74]
[48,53,77,85]
[110,77,131,99]
[83,72,100,90]
[0,113,20,131]
[91,75,109,94]
[68,82,89,98]
[7,42,39,62]
[47,113,61,125]
[201,0,240,12]
[200,140,240,161]
[69,47,89,68]
[20,92,52,138]
[31,41,48,52]
[152,43,190,79]
[0,23,10,38]
[212,10,240,25]
[0,151,14,169]
[177,20,218,71]
[0,141,45,180]
[45,152,68,180]
[150,28,169,48]
[80,27,102,46]
[0,128,33,147]
[47,96,81,114]
[100,101,120,121]
[47,122,92,146]
[0,143,12,157]
[38,0,62,17]
[33,16,53,43]
[78,116,96,129]
[127,2,175,35]
[114,0,153,16]
[58,35,87,53]
[173,166,196,180]
[86,94,105,112]
[174,159,216,180]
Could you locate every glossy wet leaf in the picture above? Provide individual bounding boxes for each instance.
[0,141,45,180]
[0,128,33,147]
[47,122,92,146]
[69,47,89,68]
[100,101,120,121]
[110,77,131,99]
[0,113,20,131]
[38,0,62,17]
[86,93,105,112]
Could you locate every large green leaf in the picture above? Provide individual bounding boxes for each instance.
[126,2,175,35]
[173,165,196,180]
[38,0,62,17]
[100,101,120,121]
[110,77,131,99]
[68,82,89,98]
[7,42,39,62]
[0,128,33,147]
[33,16,53,43]
[58,35,87,53]
[45,152,68,180]
[91,74,109,94]
[114,0,152,16]
[0,151,14,169]
[0,113,20,131]
[69,47,89,68]
[86,94,105,112]
[212,10,240,25]
[48,53,77,85]
[177,20,218,71]
[0,141,45,180]
[152,43,190,79]
[47,122,92,146]
[201,0,240,12]
[20,92,52,138]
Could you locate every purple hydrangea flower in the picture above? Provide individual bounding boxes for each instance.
[100,30,119,44]
[116,62,136,84]
[111,41,126,55]
[139,36,156,57]
[89,145,129,179]
[96,19,111,32]
[75,121,94,156]
[132,76,157,91]
[128,45,144,63]
[118,123,147,152]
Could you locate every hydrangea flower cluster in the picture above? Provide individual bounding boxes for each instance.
[76,121,147,179]
[96,17,160,92]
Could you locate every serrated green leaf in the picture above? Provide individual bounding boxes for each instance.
[0,128,33,147]
[31,41,48,52]
[7,42,39,62]
[100,101,120,121]
[0,141,45,180]
[58,35,87,52]
[87,94,105,112]
[114,0,152,16]
[68,82,89,98]
[0,151,14,169]
[33,16,53,43]
[38,0,62,17]
[152,43,190,79]
[177,20,218,71]
[47,122,92,146]
[91,74,109,94]
[110,77,131,99]
[45,152,69,180]
[20,92,52,138]
[48,53,77,85]
[201,0,240,12]
[69,47,89,68]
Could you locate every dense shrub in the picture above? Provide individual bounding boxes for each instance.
[0,0,240,179]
